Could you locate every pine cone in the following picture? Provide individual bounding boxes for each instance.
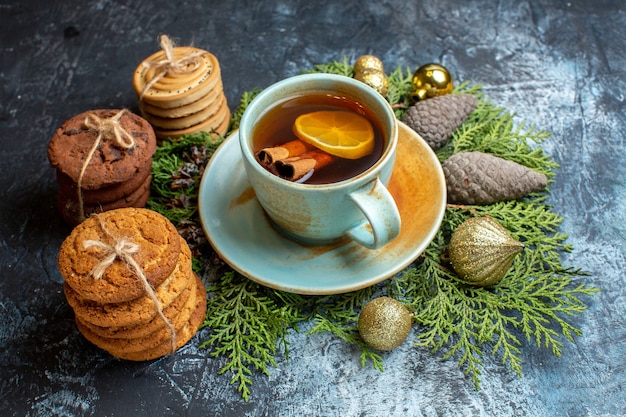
[443,151,548,205]
[401,93,477,150]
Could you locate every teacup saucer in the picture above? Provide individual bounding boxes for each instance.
[198,121,446,295]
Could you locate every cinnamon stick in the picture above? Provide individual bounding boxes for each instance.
[275,149,335,181]
[256,139,313,165]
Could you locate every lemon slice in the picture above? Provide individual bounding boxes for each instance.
[293,110,375,159]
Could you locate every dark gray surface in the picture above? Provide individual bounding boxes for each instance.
[1,0,624,416]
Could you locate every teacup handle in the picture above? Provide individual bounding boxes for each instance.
[346,177,401,249]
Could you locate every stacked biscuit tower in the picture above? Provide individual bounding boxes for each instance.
[133,35,230,141]
[47,109,157,227]
[58,207,206,361]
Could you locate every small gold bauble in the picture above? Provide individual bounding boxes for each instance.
[449,216,524,287]
[354,54,385,73]
[411,63,454,101]
[354,69,389,96]
[358,297,412,351]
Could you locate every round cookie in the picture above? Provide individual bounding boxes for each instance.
[77,277,193,339]
[57,172,152,227]
[64,236,192,325]
[133,48,222,109]
[138,79,224,119]
[48,109,157,189]
[75,273,199,353]
[58,208,182,304]
[105,274,207,361]
[154,104,230,140]
[141,94,227,131]
[55,156,152,205]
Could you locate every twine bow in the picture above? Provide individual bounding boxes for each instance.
[76,109,135,222]
[138,34,205,100]
[84,215,177,353]
[83,110,136,150]
[83,236,140,280]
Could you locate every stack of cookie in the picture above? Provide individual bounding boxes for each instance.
[133,35,230,141]
[47,109,157,227]
[58,208,206,361]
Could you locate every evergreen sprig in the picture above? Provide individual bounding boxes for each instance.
[148,132,223,224]
[148,57,598,399]
[230,89,262,131]
[395,203,598,388]
[306,56,355,77]
[385,66,415,118]
[200,271,307,401]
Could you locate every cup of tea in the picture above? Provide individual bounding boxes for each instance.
[239,73,400,249]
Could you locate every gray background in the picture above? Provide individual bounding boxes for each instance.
[1,0,624,416]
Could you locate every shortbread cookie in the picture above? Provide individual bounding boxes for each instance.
[133,36,230,141]
[133,47,222,109]
[58,208,182,304]
[138,79,224,119]
[141,94,227,131]
[153,105,230,140]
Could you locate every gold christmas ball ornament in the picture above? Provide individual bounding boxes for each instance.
[353,55,388,96]
[354,70,389,96]
[357,297,412,351]
[411,63,454,101]
[448,216,524,287]
[354,54,385,73]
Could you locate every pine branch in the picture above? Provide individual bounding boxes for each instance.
[385,66,414,118]
[308,312,384,371]
[399,198,597,388]
[148,57,599,399]
[148,133,222,225]
[230,89,262,131]
[200,271,306,401]
[307,287,385,369]
[305,56,354,77]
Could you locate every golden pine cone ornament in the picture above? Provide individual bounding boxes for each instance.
[449,216,524,287]
[442,151,549,205]
[401,94,477,150]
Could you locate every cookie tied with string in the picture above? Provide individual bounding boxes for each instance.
[133,34,230,141]
[58,207,206,361]
[58,208,182,304]
[47,109,157,226]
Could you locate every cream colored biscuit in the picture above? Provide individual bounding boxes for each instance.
[154,103,230,140]
[138,80,224,118]
[133,48,221,108]
[142,94,227,131]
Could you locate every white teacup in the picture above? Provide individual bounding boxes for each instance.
[239,73,400,249]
